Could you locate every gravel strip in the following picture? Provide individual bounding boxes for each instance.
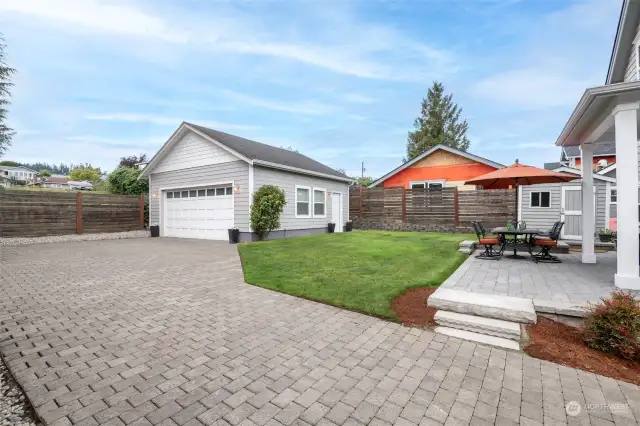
[0,357,39,426]
[0,230,149,246]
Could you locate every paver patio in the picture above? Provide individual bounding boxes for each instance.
[0,238,638,426]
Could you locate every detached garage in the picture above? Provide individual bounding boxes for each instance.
[140,122,352,241]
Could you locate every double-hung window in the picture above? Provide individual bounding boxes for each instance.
[530,191,550,208]
[410,181,444,189]
[313,188,326,217]
[295,185,311,218]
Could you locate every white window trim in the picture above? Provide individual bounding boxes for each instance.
[312,187,327,218]
[409,180,445,189]
[295,185,311,218]
[530,191,551,208]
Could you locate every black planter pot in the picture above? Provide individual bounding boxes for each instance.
[328,223,336,233]
[228,228,240,244]
[345,221,353,232]
[599,234,612,243]
[150,225,160,237]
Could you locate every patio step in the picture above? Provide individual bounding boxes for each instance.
[434,326,521,351]
[428,288,537,324]
[434,311,521,341]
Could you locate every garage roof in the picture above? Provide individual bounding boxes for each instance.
[186,123,348,180]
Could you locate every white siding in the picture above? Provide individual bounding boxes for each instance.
[520,181,608,235]
[253,166,349,230]
[149,161,250,233]
[153,132,239,174]
[624,20,640,82]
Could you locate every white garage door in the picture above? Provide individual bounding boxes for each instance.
[164,186,233,240]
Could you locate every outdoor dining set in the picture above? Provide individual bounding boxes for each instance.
[471,220,565,263]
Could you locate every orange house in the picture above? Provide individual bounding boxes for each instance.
[368,144,506,190]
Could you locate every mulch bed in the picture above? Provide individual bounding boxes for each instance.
[392,287,438,327]
[525,317,640,385]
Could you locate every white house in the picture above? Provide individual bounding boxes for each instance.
[0,165,37,182]
[555,0,640,290]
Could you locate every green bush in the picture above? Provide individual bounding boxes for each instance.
[583,291,640,360]
[107,166,148,195]
[250,185,286,240]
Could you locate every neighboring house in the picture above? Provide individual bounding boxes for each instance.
[552,0,640,290]
[518,166,616,240]
[41,176,69,189]
[544,142,617,171]
[368,144,506,190]
[0,165,37,183]
[140,122,352,242]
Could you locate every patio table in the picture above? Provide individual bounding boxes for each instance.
[491,227,544,259]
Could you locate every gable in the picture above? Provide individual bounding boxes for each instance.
[152,131,240,174]
[410,148,475,168]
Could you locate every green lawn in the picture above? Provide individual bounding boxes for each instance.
[237,230,473,320]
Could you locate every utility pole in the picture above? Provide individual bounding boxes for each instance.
[361,162,365,179]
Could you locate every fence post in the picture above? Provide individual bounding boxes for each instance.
[139,194,145,229]
[401,187,406,229]
[76,192,83,234]
[453,187,459,228]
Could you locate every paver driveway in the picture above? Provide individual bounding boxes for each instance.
[1,239,639,426]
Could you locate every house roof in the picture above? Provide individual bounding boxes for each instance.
[543,162,564,170]
[141,122,351,183]
[563,141,616,158]
[367,144,504,188]
[607,0,640,84]
[550,166,617,183]
[0,165,37,172]
[45,177,69,184]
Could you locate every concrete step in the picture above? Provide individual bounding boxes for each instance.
[428,288,537,323]
[434,326,521,351]
[434,311,521,340]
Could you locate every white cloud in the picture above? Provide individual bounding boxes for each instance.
[84,113,261,131]
[472,69,594,109]
[342,93,377,104]
[220,90,335,115]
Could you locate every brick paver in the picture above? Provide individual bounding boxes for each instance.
[1,238,639,425]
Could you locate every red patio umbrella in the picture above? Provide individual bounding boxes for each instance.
[465,160,580,221]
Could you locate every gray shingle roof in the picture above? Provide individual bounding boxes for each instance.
[187,123,348,180]
[544,162,563,170]
[564,141,616,158]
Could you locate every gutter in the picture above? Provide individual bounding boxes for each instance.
[252,160,354,183]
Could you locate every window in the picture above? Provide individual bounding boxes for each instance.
[167,192,173,199]
[313,189,326,217]
[181,191,188,198]
[174,192,181,198]
[189,190,197,197]
[610,189,617,203]
[216,187,225,196]
[410,180,444,189]
[226,187,233,195]
[295,186,311,217]
[198,189,206,197]
[530,191,550,208]
[207,189,215,196]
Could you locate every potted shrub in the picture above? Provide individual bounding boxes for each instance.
[598,228,616,243]
[328,222,336,233]
[228,226,240,244]
[345,221,353,232]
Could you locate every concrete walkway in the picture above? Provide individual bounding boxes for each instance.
[0,239,638,426]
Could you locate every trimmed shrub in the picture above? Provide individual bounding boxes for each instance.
[583,291,640,360]
[250,185,286,240]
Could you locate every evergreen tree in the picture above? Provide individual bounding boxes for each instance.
[405,81,470,162]
[0,34,16,158]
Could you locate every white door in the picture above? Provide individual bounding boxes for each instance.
[331,192,343,233]
[164,186,233,240]
[561,186,595,240]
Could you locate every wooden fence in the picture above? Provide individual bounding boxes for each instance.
[349,186,516,232]
[0,190,145,238]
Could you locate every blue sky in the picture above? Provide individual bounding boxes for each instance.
[0,0,620,178]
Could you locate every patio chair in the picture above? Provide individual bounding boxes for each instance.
[532,222,564,263]
[472,221,503,260]
[535,221,561,239]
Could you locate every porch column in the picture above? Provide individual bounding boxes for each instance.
[580,144,596,263]
[613,103,640,290]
